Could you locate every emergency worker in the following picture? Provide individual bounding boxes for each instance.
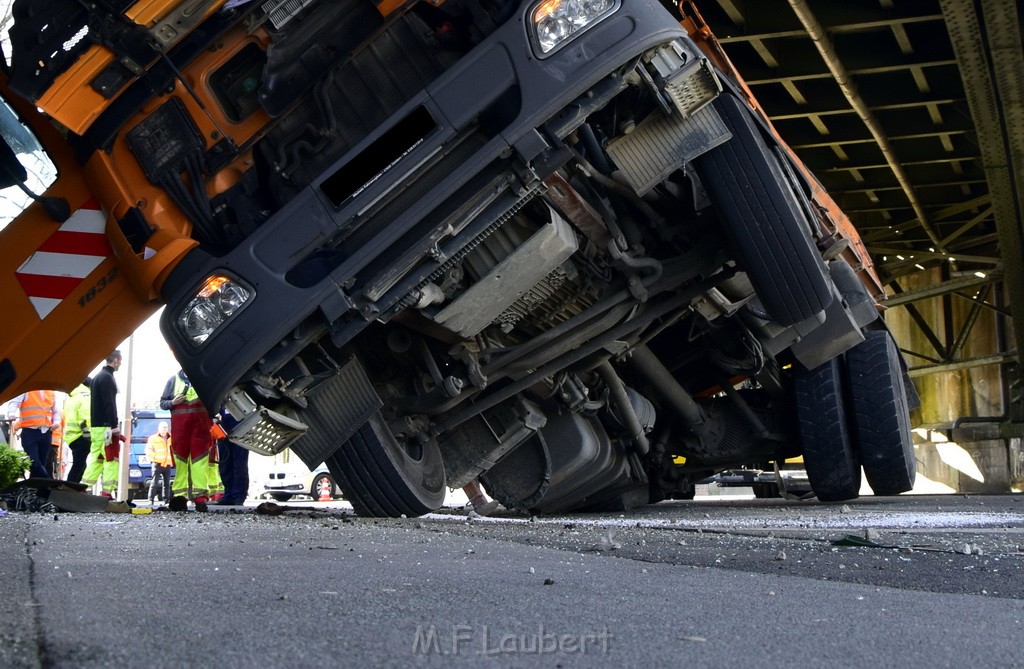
[62,379,92,483]
[83,351,123,497]
[7,390,61,479]
[215,409,249,505]
[145,421,173,503]
[48,416,64,478]
[160,370,213,511]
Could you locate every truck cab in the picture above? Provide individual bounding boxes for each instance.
[0,0,915,516]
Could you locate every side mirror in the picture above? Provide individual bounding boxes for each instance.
[0,98,69,222]
[0,137,69,222]
[0,136,27,189]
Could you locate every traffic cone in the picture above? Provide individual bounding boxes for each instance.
[318,486,332,503]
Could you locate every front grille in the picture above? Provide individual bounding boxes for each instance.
[263,11,449,192]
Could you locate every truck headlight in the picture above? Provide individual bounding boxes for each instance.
[529,0,619,56]
[177,274,253,346]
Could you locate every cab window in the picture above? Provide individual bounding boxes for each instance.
[0,97,58,231]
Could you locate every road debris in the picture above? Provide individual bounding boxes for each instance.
[831,534,893,549]
[588,529,621,552]
[254,502,325,516]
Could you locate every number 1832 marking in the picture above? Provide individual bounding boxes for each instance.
[77,266,118,308]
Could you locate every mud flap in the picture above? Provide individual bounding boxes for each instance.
[288,356,383,469]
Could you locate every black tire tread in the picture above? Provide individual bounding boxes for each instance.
[793,358,861,501]
[694,94,832,326]
[325,413,445,517]
[844,331,916,495]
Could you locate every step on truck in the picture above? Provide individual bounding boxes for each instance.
[0,0,917,516]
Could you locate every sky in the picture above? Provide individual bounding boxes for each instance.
[101,308,181,410]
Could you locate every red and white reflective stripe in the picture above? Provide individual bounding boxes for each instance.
[15,200,111,320]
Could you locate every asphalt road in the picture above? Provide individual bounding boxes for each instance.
[1,493,1022,667]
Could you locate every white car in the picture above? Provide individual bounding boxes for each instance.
[264,462,339,502]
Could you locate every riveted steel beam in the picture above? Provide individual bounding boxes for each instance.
[717,14,945,43]
[939,0,1024,374]
[881,270,1002,307]
[908,353,1018,378]
[890,281,949,359]
[867,246,999,265]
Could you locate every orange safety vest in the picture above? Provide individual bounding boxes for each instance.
[146,433,174,467]
[20,390,55,429]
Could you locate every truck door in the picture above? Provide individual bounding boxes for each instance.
[0,74,157,402]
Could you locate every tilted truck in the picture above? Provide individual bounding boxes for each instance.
[0,0,917,516]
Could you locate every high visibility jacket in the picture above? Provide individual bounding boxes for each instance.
[18,390,58,430]
[173,375,200,402]
[145,433,174,467]
[160,372,206,415]
[63,384,91,444]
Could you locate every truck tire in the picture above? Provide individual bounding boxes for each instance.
[325,412,445,517]
[844,331,916,495]
[693,94,832,326]
[792,357,861,501]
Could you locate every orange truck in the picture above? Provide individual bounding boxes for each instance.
[0,0,915,515]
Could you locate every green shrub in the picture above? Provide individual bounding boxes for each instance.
[0,443,30,489]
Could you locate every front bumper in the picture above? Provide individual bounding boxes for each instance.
[264,483,304,493]
[161,2,690,412]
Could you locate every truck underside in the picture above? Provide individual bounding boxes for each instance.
[0,0,917,515]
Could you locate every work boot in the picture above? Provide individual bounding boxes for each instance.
[194,495,209,513]
[168,496,188,512]
[468,493,500,517]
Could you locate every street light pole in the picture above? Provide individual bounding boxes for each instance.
[117,334,134,501]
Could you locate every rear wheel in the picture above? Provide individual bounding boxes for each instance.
[325,411,445,517]
[844,331,916,495]
[792,358,860,501]
[693,94,832,326]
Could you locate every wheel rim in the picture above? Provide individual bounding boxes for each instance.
[314,475,332,498]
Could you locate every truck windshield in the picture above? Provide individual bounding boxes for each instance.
[0,98,57,231]
[132,417,167,441]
